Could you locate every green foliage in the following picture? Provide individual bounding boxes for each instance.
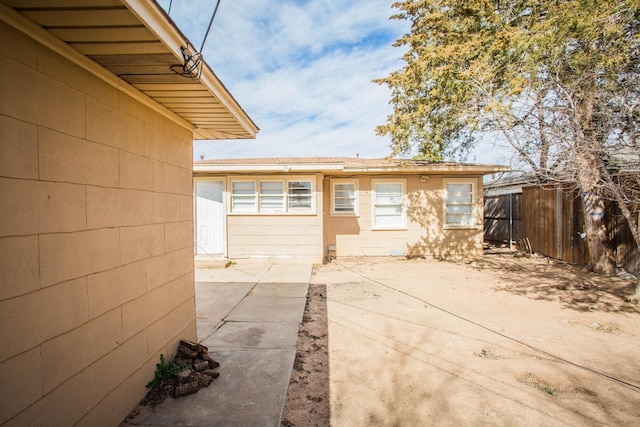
[378,0,640,279]
[146,354,191,389]
[376,0,640,162]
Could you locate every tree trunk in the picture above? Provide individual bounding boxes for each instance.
[633,279,640,303]
[594,157,640,302]
[581,191,616,275]
[573,90,616,275]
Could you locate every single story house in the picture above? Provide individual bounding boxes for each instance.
[0,1,256,425]
[194,158,508,263]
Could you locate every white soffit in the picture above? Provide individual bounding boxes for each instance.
[0,0,258,140]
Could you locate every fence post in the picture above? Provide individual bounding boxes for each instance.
[555,187,563,260]
[509,192,513,251]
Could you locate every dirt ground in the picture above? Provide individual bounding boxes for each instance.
[281,252,640,426]
[282,283,330,427]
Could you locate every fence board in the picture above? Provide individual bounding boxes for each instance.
[484,193,522,243]
[486,184,636,269]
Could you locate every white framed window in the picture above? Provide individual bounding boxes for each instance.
[229,177,315,214]
[372,179,406,229]
[332,180,358,216]
[444,179,476,228]
[259,181,284,212]
[231,181,256,212]
[287,180,312,211]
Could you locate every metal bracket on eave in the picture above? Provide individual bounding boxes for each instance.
[122,0,258,138]
[170,46,203,80]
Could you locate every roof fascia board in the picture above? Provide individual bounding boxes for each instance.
[342,165,510,175]
[485,187,523,196]
[193,163,508,175]
[193,163,344,173]
[122,0,258,139]
[197,65,258,139]
[120,0,186,60]
[0,2,195,133]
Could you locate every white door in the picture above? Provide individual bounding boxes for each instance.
[195,180,224,255]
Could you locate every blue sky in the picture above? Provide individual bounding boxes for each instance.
[158,0,511,164]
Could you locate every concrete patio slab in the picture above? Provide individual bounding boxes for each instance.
[195,282,255,341]
[249,282,309,298]
[202,321,300,349]
[260,263,314,283]
[194,262,313,284]
[124,261,312,427]
[132,349,296,427]
[195,263,272,283]
[227,295,306,324]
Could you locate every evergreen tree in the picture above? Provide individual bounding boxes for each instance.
[377,0,640,298]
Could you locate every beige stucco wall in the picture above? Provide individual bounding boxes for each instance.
[325,175,485,259]
[0,21,196,426]
[223,174,324,263]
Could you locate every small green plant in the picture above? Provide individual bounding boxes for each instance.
[544,386,556,396]
[146,354,191,388]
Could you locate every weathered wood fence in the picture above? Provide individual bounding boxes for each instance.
[485,185,638,271]
[521,186,589,264]
[483,193,522,244]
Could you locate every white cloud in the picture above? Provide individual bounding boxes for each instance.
[159,1,509,165]
[157,0,406,159]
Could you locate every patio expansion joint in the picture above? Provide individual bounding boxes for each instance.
[221,319,302,324]
[198,281,261,344]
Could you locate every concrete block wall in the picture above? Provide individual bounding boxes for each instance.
[0,21,196,426]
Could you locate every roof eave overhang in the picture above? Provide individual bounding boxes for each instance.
[0,0,257,140]
[193,163,510,175]
[193,163,346,173]
[0,2,194,132]
[121,0,258,140]
[340,165,510,175]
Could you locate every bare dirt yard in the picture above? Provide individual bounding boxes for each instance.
[282,253,640,426]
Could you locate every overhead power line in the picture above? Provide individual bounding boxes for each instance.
[201,0,222,53]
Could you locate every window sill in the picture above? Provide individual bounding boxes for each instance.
[372,227,408,231]
[228,212,317,216]
[443,225,481,230]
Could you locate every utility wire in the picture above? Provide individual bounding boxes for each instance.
[200,0,222,53]
[334,260,640,393]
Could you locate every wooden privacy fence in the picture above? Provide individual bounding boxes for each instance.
[485,182,638,271]
[521,186,638,270]
[484,193,522,245]
[521,186,589,265]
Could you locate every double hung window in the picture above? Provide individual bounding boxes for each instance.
[332,180,358,215]
[372,179,406,229]
[288,181,312,211]
[444,180,475,227]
